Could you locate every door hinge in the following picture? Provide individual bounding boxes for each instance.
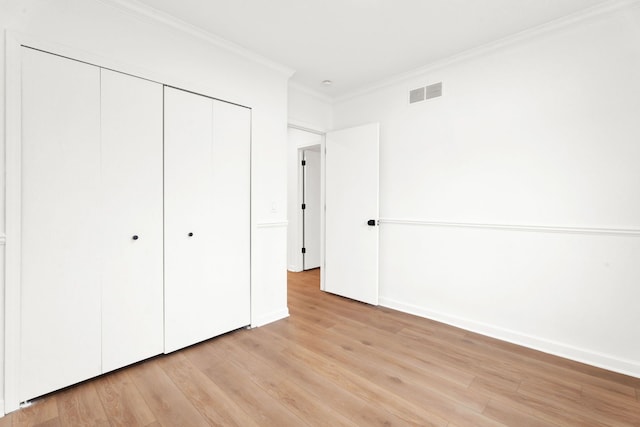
[301,203,306,210]
[301,160,306,166]
[302,247,306,254]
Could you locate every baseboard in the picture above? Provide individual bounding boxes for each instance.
[252,308,290,328]
[0,400,5,417]
[379,296,640,379]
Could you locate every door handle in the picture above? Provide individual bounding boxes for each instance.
[132,235,139,240]
[367,219,377,226]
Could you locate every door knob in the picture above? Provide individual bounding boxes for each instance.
[132,235,139,240]
[188,232,194,237]
[367,219,376,226]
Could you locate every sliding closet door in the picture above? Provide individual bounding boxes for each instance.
[100,69,164,372]
[164,87,250,353]
[20,48,102,401]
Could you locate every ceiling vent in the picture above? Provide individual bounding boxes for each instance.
[409,82,443,104]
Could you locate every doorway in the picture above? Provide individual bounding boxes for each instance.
[301,147,321,270]
[287,122,379,304]
[287,127,323,273]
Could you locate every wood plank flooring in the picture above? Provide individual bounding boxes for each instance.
[3,268,640,426]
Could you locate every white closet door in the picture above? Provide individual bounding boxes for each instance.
[164,87,251,353]
[20,48,102,401]
[209,100,251,334]
[164,87,216,353]
[100,69,164,373]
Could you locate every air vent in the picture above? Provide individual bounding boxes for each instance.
[409,82,443,104]
[425,82,443,100]
[409,87,425,104]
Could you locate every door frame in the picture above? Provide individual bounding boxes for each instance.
[299,145,322,271]
[287,124,326,289]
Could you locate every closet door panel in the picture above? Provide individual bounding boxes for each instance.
[164,87,218,353]
[209,100,251,333]
[100,69,164,373]
[164,89,251,353]
[20,48,102,401]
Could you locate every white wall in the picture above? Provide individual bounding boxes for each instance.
[288,83,333,131]
[0,0,291,410]
[333,4,640,377]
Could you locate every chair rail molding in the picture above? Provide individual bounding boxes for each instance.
[256,221,289,229]
[379,218,640,237]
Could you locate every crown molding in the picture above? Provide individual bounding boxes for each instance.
[335,0,640,104]
[96,0,295,77]
[288,80,334,104]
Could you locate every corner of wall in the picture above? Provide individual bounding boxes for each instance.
[287,82,333,132]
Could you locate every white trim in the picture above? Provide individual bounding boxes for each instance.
[379,297,640,379]
[256,221,288,229]
[251,308,290,328]
[6,31,256,110]
[5,30,23,414]
[320,134,326,291]
[0,400,5,417]
[288,81,333,104]
[335,0,640,103]
[380,218,640,237]
[287,122,326,136]
[96,0,295,78]
[9,31,165,89]
[295,150,305,272]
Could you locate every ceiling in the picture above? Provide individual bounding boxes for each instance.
[133,0,613,99]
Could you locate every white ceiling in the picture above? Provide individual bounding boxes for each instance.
[132,0,613,98]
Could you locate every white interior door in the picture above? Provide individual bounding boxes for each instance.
[324,123,380,305]
[100,69,164,373]
[20,47,102,401]
[164,87,250,353]
[303,149,321,270]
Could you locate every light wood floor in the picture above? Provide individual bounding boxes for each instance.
[3,269,640,426]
